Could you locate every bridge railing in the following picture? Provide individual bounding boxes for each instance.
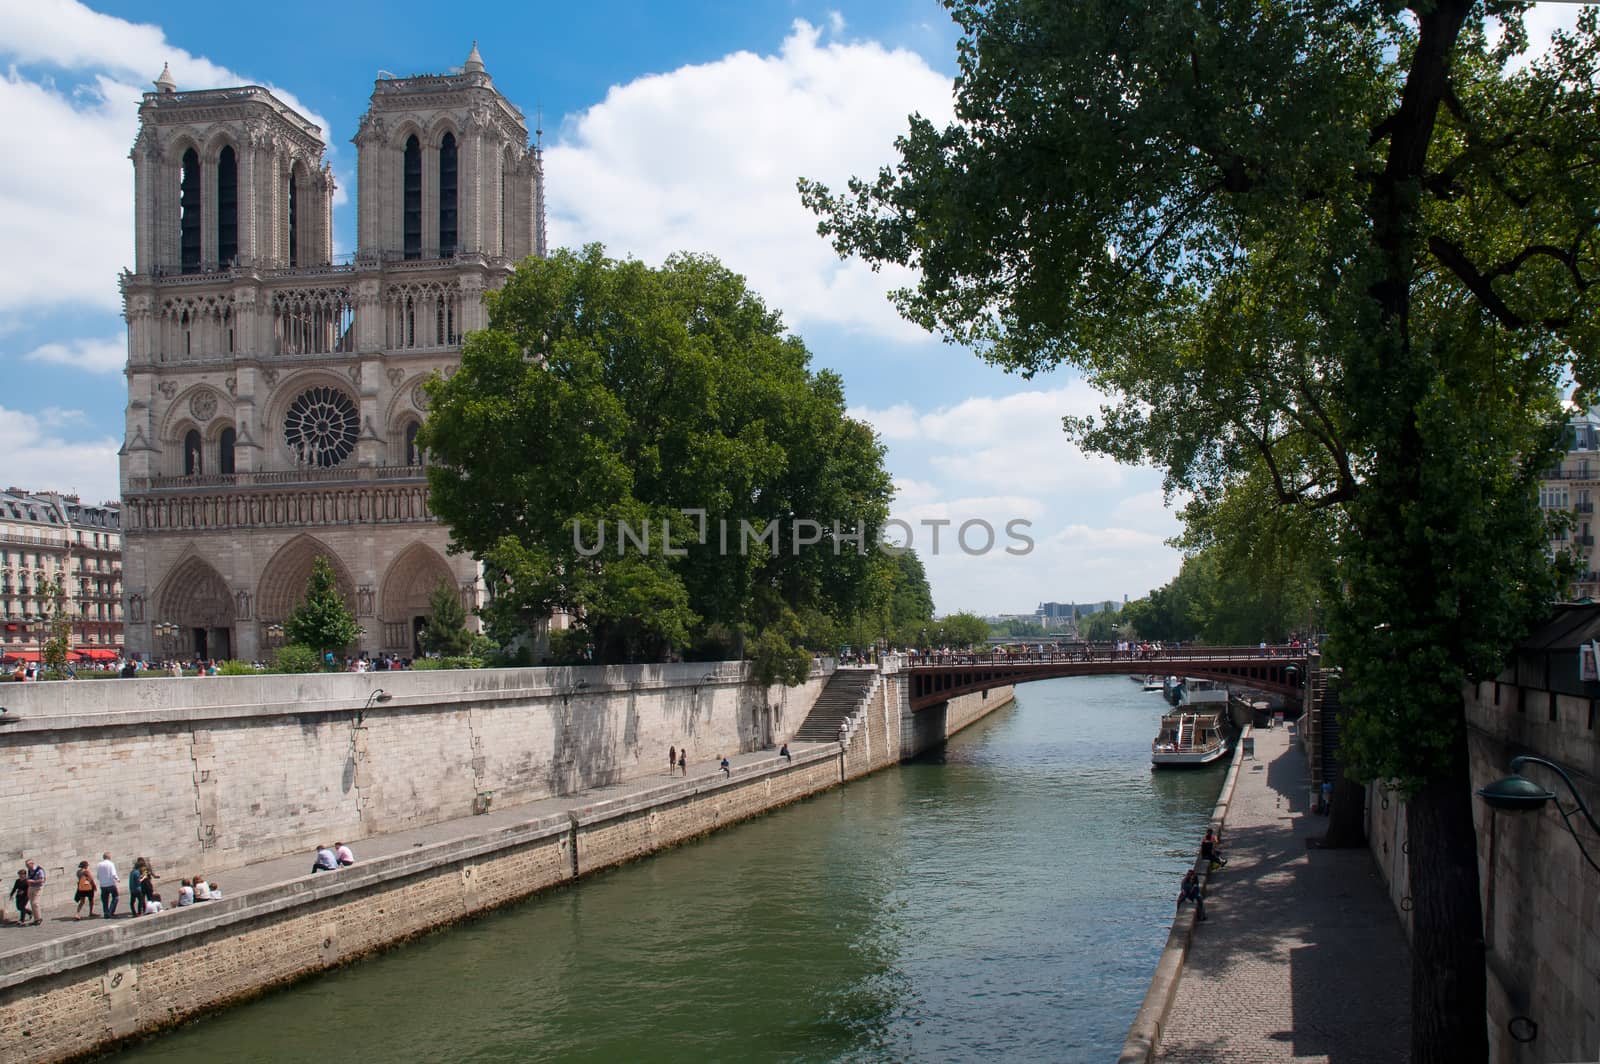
[898,644,1311,668]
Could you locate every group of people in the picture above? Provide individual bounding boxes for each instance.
[6,854,222,925]
[1177,828,1229,923]
[311,842,356,873]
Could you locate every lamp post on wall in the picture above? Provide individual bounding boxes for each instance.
[1479,754,1600,875]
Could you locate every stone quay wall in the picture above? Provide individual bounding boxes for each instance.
[0,667,1018,1063]
[1366,680,1600,1064]
[0,662,829,893]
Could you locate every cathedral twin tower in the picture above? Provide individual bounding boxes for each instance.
[119,45,546,662]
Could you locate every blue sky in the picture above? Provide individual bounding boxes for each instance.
[4,1,1577,613]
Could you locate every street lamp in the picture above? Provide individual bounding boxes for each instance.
[1478,755,1600,874]
[265,622,285,649]
[154,621,179,661]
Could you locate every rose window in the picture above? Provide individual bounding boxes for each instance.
[283,386,359,468]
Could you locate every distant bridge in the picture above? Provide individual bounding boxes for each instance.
[901,645,1313,711]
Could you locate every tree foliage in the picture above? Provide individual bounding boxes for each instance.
[420,579,475,657]
[804,4,1600,1058]
[39,577,72,677]
[420,245,894,675]
[285,556,361,666]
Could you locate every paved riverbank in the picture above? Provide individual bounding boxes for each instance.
[0,744,813,961]
[1154,726,1411,1063]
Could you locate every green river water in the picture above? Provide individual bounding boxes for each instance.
[118,675,1223,1063]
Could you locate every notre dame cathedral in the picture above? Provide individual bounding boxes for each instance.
[119,44,546,662]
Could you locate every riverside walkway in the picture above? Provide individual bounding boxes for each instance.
[1154,726,1411,1063]
[0,744,813,964]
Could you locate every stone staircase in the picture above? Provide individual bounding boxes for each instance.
[793,668,877,742]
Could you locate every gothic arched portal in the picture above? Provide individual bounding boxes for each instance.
[256,534,356,624]
[379,543,455,654]
[155,554,235,661]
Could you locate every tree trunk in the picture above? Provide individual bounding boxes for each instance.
[1405,729,1487,1064]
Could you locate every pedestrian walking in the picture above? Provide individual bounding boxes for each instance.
[669,745,676,775]
[24,860,45,925]
[8,870,28,924]
[128,861,146,917]
[678,749,687,776]
[96,852,120,917]
[74,862,96,920]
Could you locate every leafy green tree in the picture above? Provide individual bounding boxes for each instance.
[420,579,475,657]
[1079,606,1121,643]
[989,617,1046,639]
[285,556,361,667]
[804,5,1599,1056]
[273,643,323,674]
[39,577,72,678]
[939,611,991,647]
[421,245,893,673]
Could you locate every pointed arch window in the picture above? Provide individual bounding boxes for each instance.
[184,429,203,476]
[287,171,299,267]
[217,145,238,266]
[403,135,422,260]
[405,421,422,466]
[439,132,458,256]
[180,148,202,273]
[219,427,237,475]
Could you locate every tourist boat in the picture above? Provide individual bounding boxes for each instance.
[1151,679,1234,768]
[1142,674,1164,691]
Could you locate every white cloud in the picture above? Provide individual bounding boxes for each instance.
[0,405,119,503]
[546,18,954,341]
[0,1,333,320]
[24,336,125,374]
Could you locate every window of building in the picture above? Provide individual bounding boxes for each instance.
[220,427,236,475]
[403,135,422,260]
[217,145,238,266]
[180,148,202,273]
[184,429,203,476]
[288,171,299,267]
[439,132,458,255]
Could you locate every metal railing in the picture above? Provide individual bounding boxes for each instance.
[900,644,1311,668]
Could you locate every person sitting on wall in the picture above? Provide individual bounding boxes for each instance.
[720,756,731,778]
[206,882,222,901]
[1177,868,1206,922]
[335,842,355,867]
[779,743,791,763]
[311,845,339,874]
[1200,828,1227,869]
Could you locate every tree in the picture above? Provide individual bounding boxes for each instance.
[420,579,475,657]
[285,556,361,667]
[803,5,1599,1058]
[940,611,991,647]
[420,245,894,673]
[39,577,72,677]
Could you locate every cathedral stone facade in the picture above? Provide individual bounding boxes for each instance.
[119,45,546,662]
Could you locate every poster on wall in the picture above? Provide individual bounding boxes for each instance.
[1581,641,1599,683]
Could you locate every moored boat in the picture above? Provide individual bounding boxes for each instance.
[1152,679,1234,768]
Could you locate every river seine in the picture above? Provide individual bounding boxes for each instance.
[120,675,1223,1063]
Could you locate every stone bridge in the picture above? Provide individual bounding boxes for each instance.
[902,645,1313,711]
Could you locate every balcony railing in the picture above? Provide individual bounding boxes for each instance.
[126,465,426,492]
[1578,502,1595,514]
[1546,468,1597,480]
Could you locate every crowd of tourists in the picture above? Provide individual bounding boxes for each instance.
[5,854,224,925]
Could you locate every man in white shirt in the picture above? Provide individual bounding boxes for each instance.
[94,853,119,918]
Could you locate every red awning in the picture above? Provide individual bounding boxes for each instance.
[75,648,118,661]
[2,651,40,663]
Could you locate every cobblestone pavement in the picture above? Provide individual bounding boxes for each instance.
[0,743,824,964]
[1155,727,1411,1064]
